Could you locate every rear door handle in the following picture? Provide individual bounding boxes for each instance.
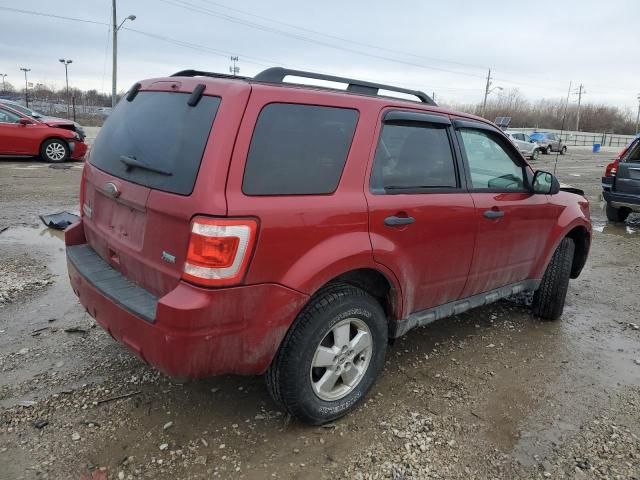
[483,209,505,219]
[384,215,415,226]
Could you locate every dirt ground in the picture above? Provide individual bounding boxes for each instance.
[0,147,639,480]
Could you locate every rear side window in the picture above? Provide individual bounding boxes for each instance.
[242,103,358,195]
[90,91,220,195]
[370,123,458,192]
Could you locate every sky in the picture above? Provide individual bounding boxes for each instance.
[1,0,639,111]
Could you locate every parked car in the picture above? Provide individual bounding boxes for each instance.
[530,132,567,155]
[65,67,592,425]
[0,104,87,162]
[505,131,541,160]
[0,99,86,140]
[602,135,640,221]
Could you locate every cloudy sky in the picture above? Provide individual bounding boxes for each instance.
[1,0,639,110]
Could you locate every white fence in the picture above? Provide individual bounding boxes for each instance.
[509,128,636,148]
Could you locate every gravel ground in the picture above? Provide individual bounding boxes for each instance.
[1,147,639,479]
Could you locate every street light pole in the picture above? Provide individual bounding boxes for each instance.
[20,68,30,107]
[636,94,640,136]
[111,0,136,107]
[481,69,503,117]
[59,59,72,118]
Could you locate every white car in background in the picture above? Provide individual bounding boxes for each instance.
[505,131,541,160]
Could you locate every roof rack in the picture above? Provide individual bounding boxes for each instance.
[171,69,248,80]
[253,67,436,106]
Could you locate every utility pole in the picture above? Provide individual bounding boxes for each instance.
[432,91,436,103]
[229,56,239,76]
[636,93,640,135]
[59,59,72,117]
[481,68,502,117]
[20,67,30,107]
[0,74,6,93]
[112,0,136,107]
[482,69,491,117]
[574,84,585,131]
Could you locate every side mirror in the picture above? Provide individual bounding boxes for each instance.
[532,170,560,195]
[18,118,33,126]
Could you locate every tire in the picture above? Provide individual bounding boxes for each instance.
[545,145,552,155]
[530,149,540,161]
[266,284,388,425]
[532,237,575,321]
[605,203,630,222]
[560,146,567,155]
[40,138,69,163]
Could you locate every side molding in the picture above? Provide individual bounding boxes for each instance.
[391,279,540,338]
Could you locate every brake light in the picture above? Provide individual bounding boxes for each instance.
[605,159,619,177]
[182,217,258,287]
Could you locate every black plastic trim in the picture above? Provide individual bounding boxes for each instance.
[187,84,206,107]
[383,110,450,125]
[253,67,436,105]
[67,245,158,323]
[171,69,248,80]
[126,83,142,102]
[391,279,541,338]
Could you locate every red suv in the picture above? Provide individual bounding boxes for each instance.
[0,104,87,162]
[65,68,591,424]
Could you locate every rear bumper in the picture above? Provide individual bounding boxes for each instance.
[64,221,309,378]
[602,188,640,212]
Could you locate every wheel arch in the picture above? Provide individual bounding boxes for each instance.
[564,225,590,278]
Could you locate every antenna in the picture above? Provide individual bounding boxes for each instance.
[554,81,572,175]
[229,56,239,76]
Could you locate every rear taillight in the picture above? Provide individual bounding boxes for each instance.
[182,217,258,287]
[605,159,619,177]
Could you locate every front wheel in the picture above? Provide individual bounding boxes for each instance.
[545,145,552,154]
[266,284,388,425]
[40,138,69,163]
[532,237,575,320]
[606,203,630,222]
[560,146,567,155]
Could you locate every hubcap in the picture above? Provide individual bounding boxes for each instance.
[310,317,372,401]
[45,142,66,161]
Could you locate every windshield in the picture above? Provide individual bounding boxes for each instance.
[0,101,40,118]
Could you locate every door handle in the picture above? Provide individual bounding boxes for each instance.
[483,209,505,219]
[384,215,415,226]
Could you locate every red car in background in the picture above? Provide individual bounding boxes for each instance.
[0,104,87,162]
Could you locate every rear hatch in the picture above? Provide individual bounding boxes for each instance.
[81,78,250,297]
[614,139,640,195]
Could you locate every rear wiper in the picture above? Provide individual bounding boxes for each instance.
[119,155,172,176]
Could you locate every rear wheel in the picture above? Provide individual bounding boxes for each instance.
[532,237,575,320]
[266,284,387,425]
[530,149,540,161]
[543,145,552,154]
[560,146,567,155]
[606,203,630,222]
[40,138,69,163]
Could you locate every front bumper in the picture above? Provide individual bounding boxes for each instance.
[64,221,309,378]
[69,141,88,160]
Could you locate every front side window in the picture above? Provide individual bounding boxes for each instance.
[370,123,457,192]
[459,129,525,191]
[0,108,21,124]
[243,103,358,195]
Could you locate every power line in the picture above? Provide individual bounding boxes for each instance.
[0,6,108,26]
[158,0,490,80]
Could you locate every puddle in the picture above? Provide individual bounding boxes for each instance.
[593,202,640,236]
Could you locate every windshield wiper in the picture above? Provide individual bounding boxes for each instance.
[119,155,172,176]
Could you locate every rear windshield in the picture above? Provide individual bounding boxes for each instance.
[90,91,220,195]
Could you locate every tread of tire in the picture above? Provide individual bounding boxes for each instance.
[266,283,375,422]
[533,237,575,320]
